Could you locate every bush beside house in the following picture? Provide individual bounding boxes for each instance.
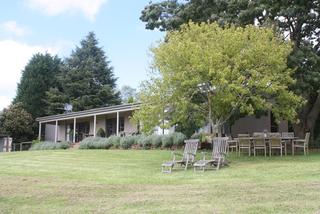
[78,132,187,150]
[30,141,71,150]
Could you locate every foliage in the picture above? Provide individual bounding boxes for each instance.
[134,22,303,135]
[161,134,173,148]
[79,137,112,150]
[107,135,121,148]
[171,132,186,146]
[14,53,63,118]
[120,85,137,104]
[46,32,121,112]
[191,132,211,143]
[32,139,41,145]
[150,134,162,148]
[45,88,68,115]
[137,135,153,149]
[30,141,71,150]
[132,77,172,134]
[0,103,35,143]
[120,136,135,149]
[96,128,106,138]
[140,0,320,138]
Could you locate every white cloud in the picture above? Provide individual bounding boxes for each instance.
[0,21,28,37]
[0,40,58,110]
[25,0,107,21]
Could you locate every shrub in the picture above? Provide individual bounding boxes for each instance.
[172,132,186,146]
[191,132,201,140]
[96,128,106,137]
[137,135,152,149]
[32,139,41,145]
[162,134,173,148]
[30,141,71,150]
[107,135,121,148]
[79,137,112,150]
[191,132,212,143]
[150,135,162,148]
[120,136,135,149]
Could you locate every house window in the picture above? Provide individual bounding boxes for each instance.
[105,117,125,137]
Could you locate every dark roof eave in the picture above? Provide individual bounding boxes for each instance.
[36,103,140,123]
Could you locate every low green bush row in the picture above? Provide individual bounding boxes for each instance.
[79,132,187,150]
[30,141,71,150]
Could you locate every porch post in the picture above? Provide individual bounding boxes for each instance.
[116,111,119,136]
[38,122,42,141]
[73,118,76,143]
[54,120,58,143]
[93,115,97,137]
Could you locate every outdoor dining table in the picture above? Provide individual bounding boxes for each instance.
[234,136,298,155]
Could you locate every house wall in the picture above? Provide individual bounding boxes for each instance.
[122,111,137,134]
[230,115,271,137]
[230,115,289,137]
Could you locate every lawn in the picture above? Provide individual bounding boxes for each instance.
[0,150,319,214]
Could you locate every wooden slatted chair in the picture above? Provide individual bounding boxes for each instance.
[269,132,283,156]
[226,135,238,153]
[161,139,199,173]
[293,132,310,156]
[252,132,267,156]
[193,137,228,172]
[238,134,251,156]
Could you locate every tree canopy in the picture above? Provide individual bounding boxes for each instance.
[0,103,34,143]
[134,22,303,135]
[141,0,320,138]
[14,53,62,118]
[46,32,121,112]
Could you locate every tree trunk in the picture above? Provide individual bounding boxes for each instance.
[216,123,222,137]
[294,92,320,140]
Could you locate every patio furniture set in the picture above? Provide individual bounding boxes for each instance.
[161,138,229,173]
[161,132,310,173]
[228,132,310,156]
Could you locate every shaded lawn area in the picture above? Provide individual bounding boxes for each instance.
[0,150,319,214]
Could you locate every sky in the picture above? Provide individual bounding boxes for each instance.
[0,0,164,110]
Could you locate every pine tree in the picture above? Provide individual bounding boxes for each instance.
[51,32,121,111]
[14,53,62,118]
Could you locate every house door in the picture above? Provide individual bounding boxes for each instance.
[76,122,90,142]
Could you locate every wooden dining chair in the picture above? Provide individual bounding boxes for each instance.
[238,134,251,156]
[252,133,267,156]
[226,135,238,153]
[269,132,283,156]
[292,132,310,156]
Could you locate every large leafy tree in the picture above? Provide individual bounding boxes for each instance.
[14,53,62,118]
[47,32,121,112]
[141,0,320,137]
[0,103,34,143]
[134,22,302,135]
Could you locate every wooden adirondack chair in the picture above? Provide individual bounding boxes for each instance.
[193,137,228,172]
[161,139,199,173]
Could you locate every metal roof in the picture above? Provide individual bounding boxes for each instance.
[36,103,140,123]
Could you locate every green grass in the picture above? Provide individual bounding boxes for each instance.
[0,150,320,213]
